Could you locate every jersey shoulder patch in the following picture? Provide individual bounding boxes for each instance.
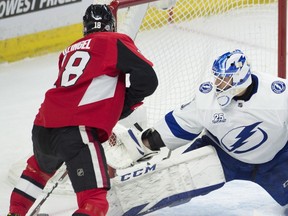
[198,81,213,94]
[271,80,286,94]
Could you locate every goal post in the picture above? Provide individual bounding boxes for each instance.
[278,0,287,78]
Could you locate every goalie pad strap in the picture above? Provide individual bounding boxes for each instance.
[142,129,165,151]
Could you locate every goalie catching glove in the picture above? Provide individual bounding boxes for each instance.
[103,124,159,169]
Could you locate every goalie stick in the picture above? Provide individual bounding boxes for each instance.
[29,170,68,216]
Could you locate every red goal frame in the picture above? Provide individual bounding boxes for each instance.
[278,0,287,78]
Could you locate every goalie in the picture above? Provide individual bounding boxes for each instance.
[106,50,288,215]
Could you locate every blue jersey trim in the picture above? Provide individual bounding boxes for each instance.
[122,183,224,216]
[165,111,199,141]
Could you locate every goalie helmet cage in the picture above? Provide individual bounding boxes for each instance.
[7,0,287,197]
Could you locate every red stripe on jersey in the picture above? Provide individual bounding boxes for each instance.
[85,127,110,189]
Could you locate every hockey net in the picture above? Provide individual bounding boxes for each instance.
[114,0,284,127]
[8,0,286,195]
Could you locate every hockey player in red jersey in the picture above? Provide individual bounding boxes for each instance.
[7,4,158,216]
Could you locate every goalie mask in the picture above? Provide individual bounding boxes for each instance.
[212,49,252,108]
[83,4,116,36]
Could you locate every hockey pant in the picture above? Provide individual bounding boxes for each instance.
[9,125,110,216]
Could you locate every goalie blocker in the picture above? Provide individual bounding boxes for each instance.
[106,145,225,216]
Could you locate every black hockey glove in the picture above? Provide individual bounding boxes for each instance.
[120,100,143,120]
[120,88,145,119]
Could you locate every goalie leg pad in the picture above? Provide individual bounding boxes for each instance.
[124,183,224,216]
[106,145,226,216]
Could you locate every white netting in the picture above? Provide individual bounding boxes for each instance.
[116,0,279,127]
[8,0,282,195]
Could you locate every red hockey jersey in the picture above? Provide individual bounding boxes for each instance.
[34,32,157,142]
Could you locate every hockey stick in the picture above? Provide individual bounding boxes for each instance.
[29,170,69,216]
[134,122,143,132]
[163,149,172,160]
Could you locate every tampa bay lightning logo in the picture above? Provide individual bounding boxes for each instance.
[271,81,286,94]
[220,122,268,154]
[199,82,212,93]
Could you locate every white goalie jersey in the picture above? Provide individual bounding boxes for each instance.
[155,72,288,164]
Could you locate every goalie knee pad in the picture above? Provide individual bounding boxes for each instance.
[142,128,165,151]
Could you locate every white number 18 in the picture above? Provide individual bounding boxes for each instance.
[61,51,90,87]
